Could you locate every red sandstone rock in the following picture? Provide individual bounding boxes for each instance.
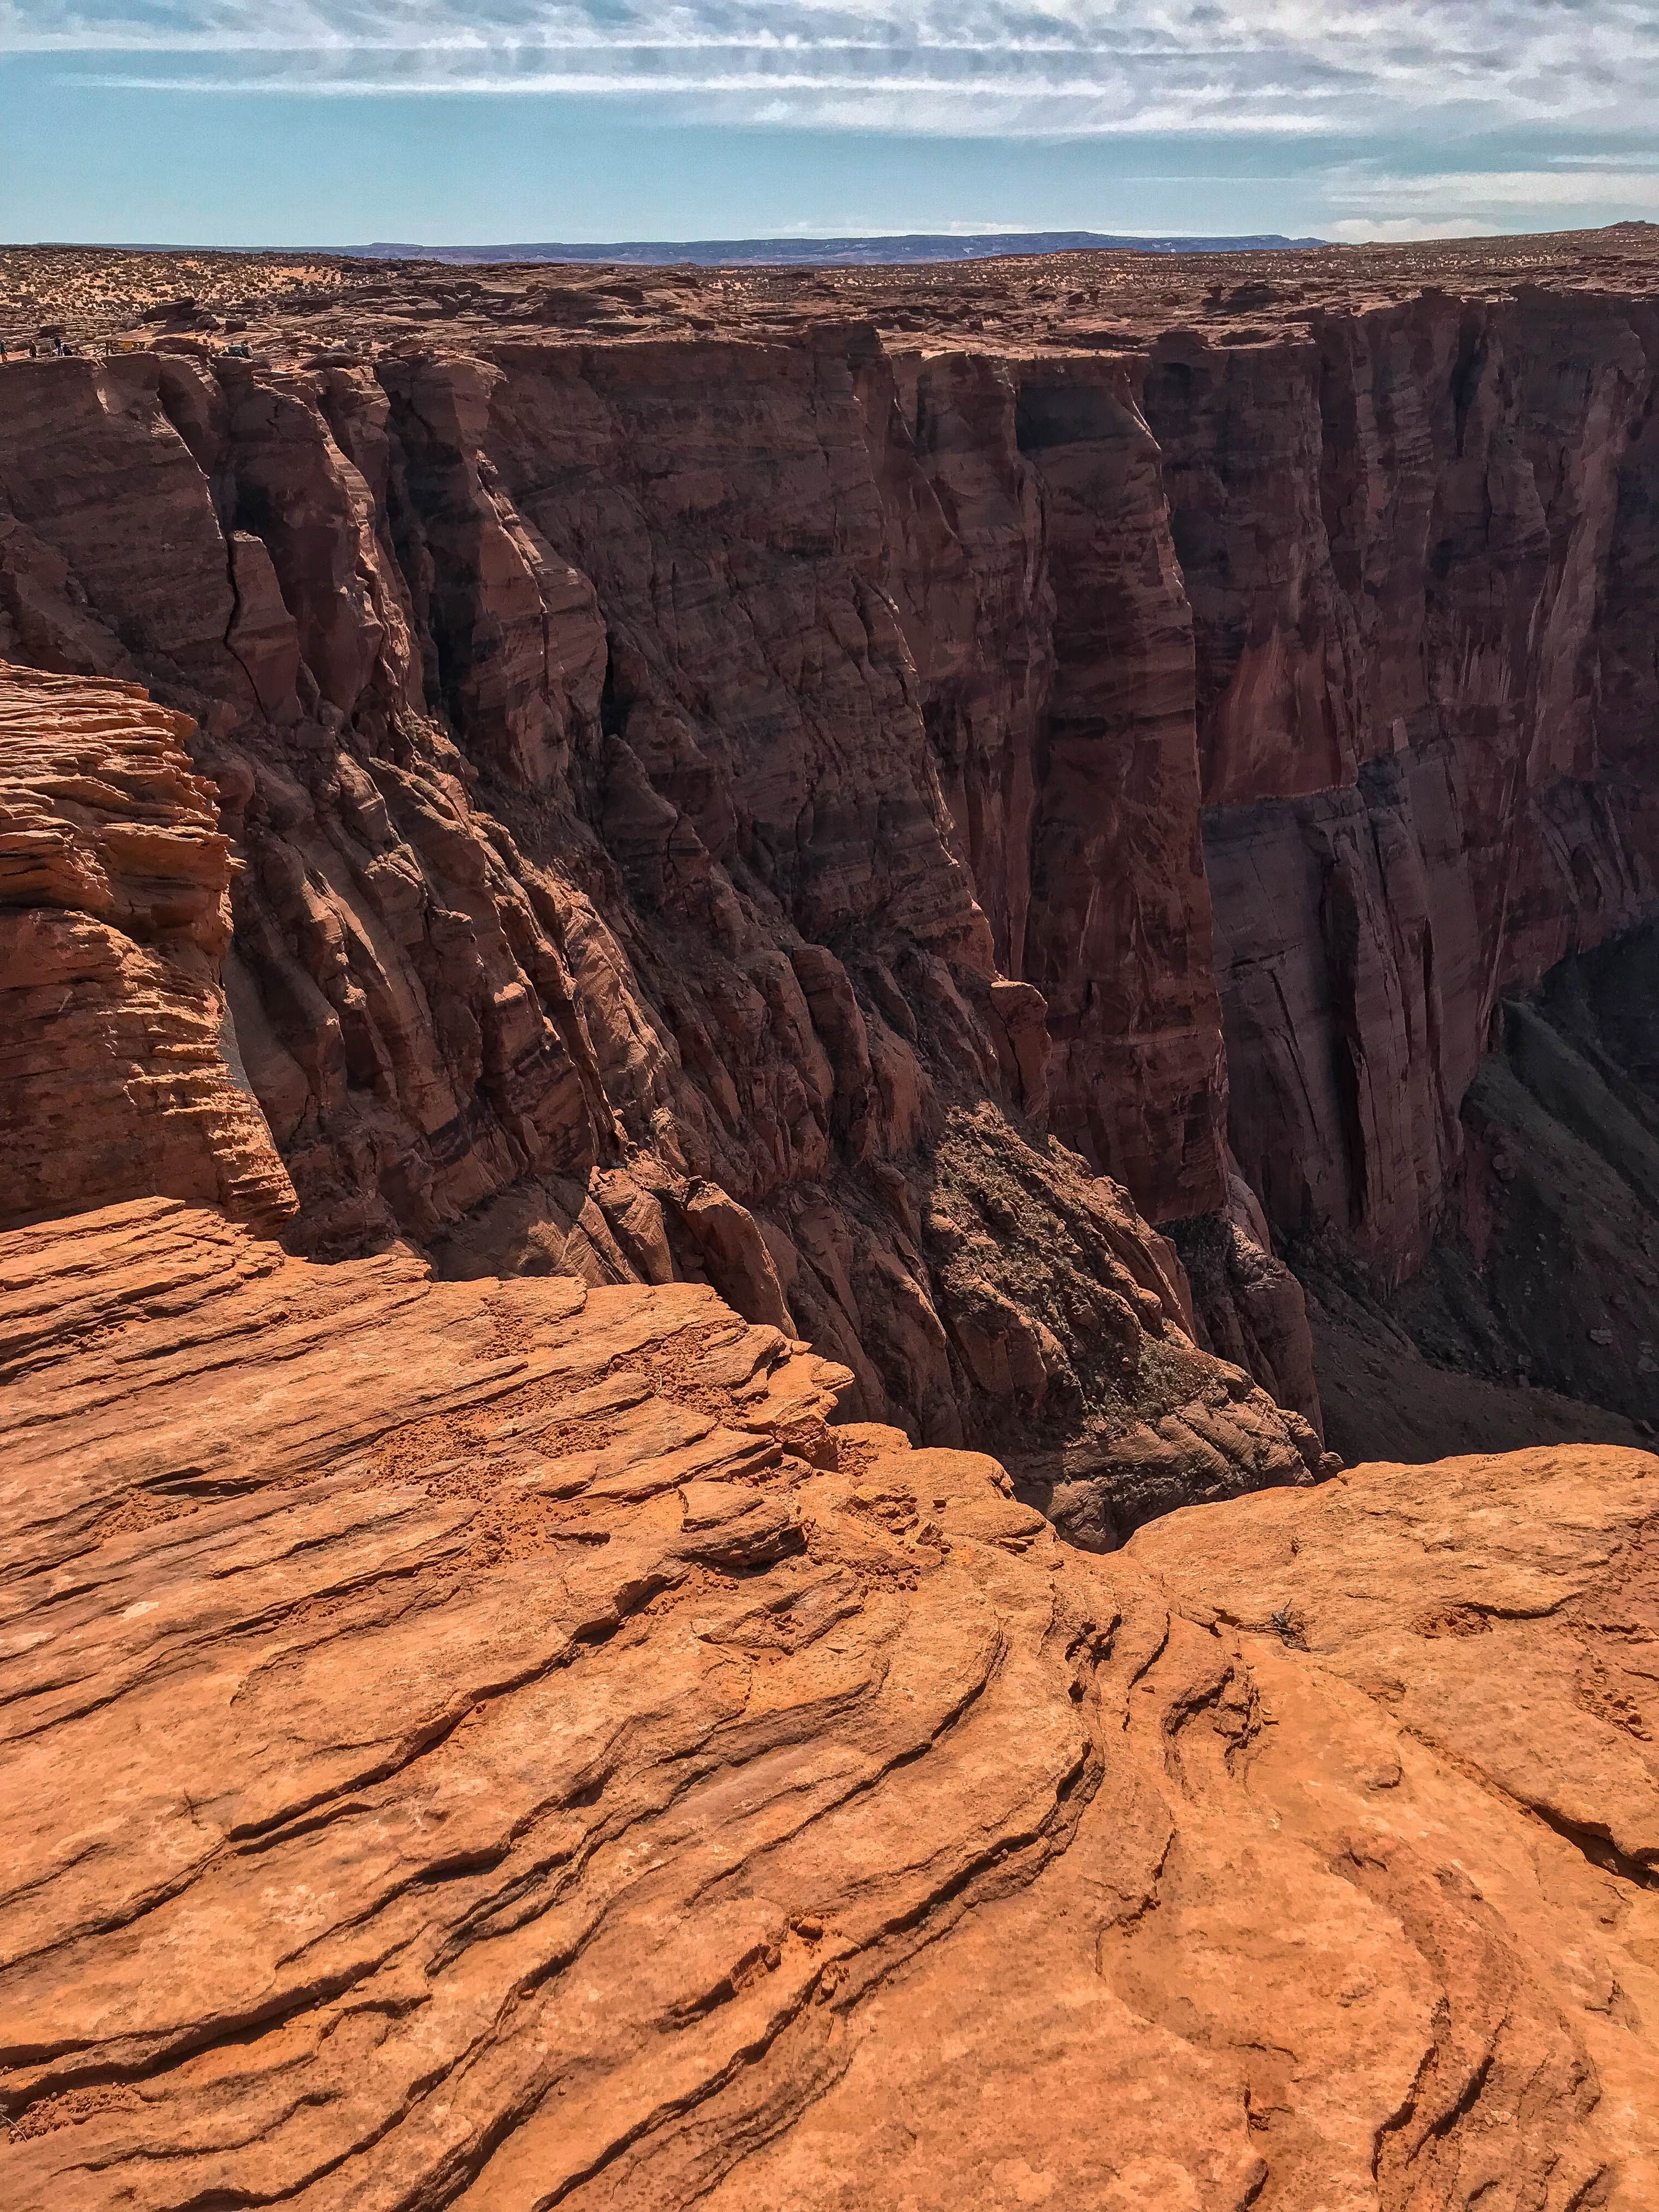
[0,653,1319,1544]
[0,319,1305,1505]
[0,665,295,1232]
[1156,292,1659,1280]
[4,233,1659,1459]
[1011,359,1228,1217]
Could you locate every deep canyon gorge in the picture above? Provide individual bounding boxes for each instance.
[2,230,1658,2207]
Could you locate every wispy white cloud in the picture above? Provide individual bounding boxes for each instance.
[1322,160,1659,239]
[65,69,1350,139]
[2,0,1653,151]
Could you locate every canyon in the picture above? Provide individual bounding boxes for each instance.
[2,228,1658,2205]
[6,225,1659,1473]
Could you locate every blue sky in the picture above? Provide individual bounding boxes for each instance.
[3,2,1657,246]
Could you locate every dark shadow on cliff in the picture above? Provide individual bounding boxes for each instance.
[1299,920,1659,1463]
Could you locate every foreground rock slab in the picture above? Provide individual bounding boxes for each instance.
[2,1200,1656,2208]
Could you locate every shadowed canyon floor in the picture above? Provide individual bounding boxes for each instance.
[2,1199,1657,2209]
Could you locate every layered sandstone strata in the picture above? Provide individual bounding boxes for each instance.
[1,1196,1654,2208]
[0,664,295,1233]
[0,329,1329,1521]
[0,655,1322,1548]
[2,231,1658,1458]
[1161,294,1659,1279]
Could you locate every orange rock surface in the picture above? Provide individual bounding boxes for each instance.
[2,634,1655,2201]
[1,1196,1654,2208]
[0,646,1326,1537]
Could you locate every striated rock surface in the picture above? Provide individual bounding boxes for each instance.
[0,658,1322,1548]
[1121,1442,1659,2209]
[1170,292,1659,1286]
[6,224,1659,2212]
[0,664,295,1233]
[2,1195,1655,2208]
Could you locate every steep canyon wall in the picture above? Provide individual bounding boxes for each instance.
[1158,295,1659,1281]
[3,268,1656,1472]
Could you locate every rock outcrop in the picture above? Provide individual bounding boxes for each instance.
[0,663,295,1233]
[3,298,1658,2198]
[2,1195,1655,2208]
[0,652,1325,1544]
[1171,293,1659,1286]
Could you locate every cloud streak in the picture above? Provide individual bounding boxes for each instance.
[1320,159,1659,238]
[5,0,1655,229]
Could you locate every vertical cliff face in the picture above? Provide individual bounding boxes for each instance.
[0,334,1328,1543]
[1149,295,1659,1284]
[1013,363,1227,1220]
[2,266,1656,1475]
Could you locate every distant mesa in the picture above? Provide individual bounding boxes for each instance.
[334,230,1328,268]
